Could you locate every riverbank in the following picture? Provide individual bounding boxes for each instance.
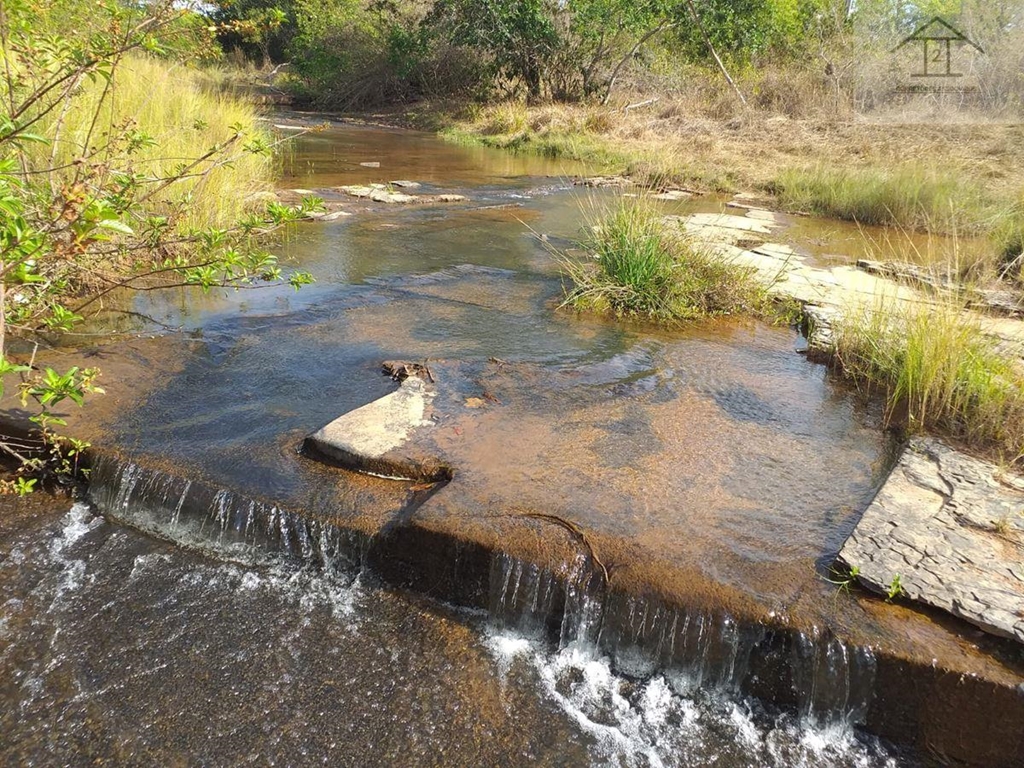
[423,102,1024,273]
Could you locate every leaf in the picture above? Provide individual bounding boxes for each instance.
[95,218,134,235]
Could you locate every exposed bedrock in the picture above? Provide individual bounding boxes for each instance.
[839,437,1024,645]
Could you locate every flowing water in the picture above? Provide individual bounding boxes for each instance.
[0,122,933,765]
[0,498,904,766]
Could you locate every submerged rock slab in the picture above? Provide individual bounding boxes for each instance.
[839,438,1024,644]
[304,377,448,482]
[652,189,691,201]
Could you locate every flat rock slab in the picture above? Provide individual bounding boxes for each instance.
[670,212,779,248]
[839,438,1024,644]
[573,175,630,187]
[652,189,692,201]
[304,377,449,482]
[672,214,1024,351]
[337,185,467,205]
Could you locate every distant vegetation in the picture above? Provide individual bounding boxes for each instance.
[212,1,1024,115]
[209,0,1024,275]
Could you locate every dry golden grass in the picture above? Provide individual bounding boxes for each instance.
[439,100,1024,276]
[34,55,273,230]
[448,101,1024,200]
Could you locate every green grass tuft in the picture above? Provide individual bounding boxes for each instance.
[833,298,1024,461]
[771,164,989,234]
[558,195,771,323]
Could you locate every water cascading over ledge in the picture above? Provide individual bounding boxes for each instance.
[487,550,877,731]
[88,454,369,572]
[81,452,1024,766]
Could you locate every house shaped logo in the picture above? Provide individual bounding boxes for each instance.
[896,16,983,78]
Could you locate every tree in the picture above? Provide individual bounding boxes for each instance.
[212,0,299,66]
[427,0,677,102]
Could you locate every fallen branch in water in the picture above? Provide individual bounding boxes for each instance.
[516,511,611,586]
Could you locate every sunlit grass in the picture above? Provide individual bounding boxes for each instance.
[771,164,991,233]
[833,296,1024,461]
[557,194,771,323]
[31,54,273,230]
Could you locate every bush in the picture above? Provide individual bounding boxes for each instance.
[0,0,318,490]
[287,0,486,109]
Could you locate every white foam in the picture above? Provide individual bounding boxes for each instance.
[483,629,899,768]
[49,502,101,558]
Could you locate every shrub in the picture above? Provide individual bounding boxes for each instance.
[0,0,318,490]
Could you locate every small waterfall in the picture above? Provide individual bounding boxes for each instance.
[791,629,877,727]
[88,454,366,572]
[488,552,573,637]
[487,550,876,729]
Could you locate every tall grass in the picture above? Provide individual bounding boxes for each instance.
[559,196,770,322]
[772,164,990,234]
[833,298,1024,461]
[993,203,1024,276]
[33,55,273,230]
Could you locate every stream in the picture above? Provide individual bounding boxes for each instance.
[0,121,920,766]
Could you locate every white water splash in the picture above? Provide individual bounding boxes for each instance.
[48,503,101,559]
[484,629,900,768]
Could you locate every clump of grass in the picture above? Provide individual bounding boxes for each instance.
[857,224,996,286]
[993,205,1024,278]
[772,164,990,234]
[558,195,770,322]
[832,297,1024,461]
[32,54,273,230]
[482,102,530,136]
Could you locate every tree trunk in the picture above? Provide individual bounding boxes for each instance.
[601,22,672,106]
[685,0,747,107]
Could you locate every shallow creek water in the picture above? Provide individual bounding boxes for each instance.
[1,124,922,765]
